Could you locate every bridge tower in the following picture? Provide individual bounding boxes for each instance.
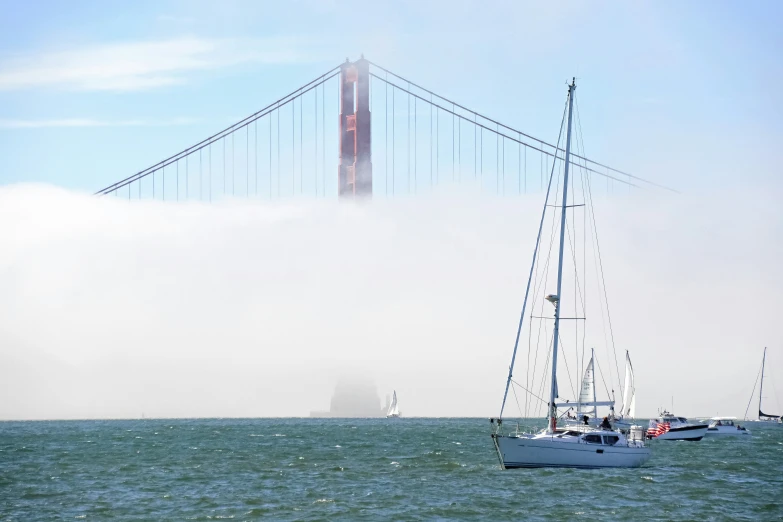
[338,56,372,198]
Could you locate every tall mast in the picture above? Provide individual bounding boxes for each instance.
[591,348,597,415]
[759,347,767,419]
[547,78,576,433]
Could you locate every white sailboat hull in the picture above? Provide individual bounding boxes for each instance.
[493,434,650,469]
[748,420,782,427]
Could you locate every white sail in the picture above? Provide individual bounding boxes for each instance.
[387,391,400,417]
[622,351,635,418]
[578,354,596,418]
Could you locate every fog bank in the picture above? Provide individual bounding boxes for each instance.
[0,181,781,420]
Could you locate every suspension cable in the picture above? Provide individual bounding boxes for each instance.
[96,66,340,195]
[367,60,676,193]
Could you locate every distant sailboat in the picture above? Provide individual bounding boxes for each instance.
[614,351,636,428]
[747,348,782,425]
[622,351,636,419]
[386,391,401,418]
[576,348,599,423]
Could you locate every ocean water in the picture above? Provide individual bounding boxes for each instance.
[1,418,781,521]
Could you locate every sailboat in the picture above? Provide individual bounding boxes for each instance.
[613,351,636,429]
[576,348,599,424]
[746,348,782,426]
[570,348,617,428]
[386,390,401,418]
[489,79,650,469]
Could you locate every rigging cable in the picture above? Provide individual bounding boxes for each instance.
[743,363,763,420]
[385,74,388,195]
[314,85,317,196]
[499,96,569,420]
[292,99,295,195]
[594,356,613,401]
[528,157,564,411]
[557,332,577,399]
[511,379,549,404]
[247,124,249,197]
[300,95,303,193]
[576,95,623,402]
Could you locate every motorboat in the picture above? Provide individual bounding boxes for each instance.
[646,410,708,441]
[704,417,751,437]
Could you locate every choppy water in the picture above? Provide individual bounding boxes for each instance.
[1,418,781,520]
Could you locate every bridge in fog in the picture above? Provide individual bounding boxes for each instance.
[95,56,668,201]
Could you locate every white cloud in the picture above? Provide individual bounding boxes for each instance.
[0,37,310,92]
[0,117,199,129]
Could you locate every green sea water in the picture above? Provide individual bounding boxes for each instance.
[1,418,781,520]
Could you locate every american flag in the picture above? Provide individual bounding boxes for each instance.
[646,422,671,438]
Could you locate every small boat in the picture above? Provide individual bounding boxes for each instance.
[745,348,782,426]
[704,417,751,437]
[613,351,637,429]
[386,390,401,418]
[646,410,708,441]
[571,348,603,426]
[490,79,650,469]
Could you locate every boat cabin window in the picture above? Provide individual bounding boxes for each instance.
[583,434,602,445]
[603,435,620,445]
[677,418,686,423]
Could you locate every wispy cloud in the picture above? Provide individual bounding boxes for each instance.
[0,37,310,92]
[0,117,199,129]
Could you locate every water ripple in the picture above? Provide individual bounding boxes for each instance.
[0,418,781,520]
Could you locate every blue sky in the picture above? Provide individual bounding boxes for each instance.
[0,0,781,194]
